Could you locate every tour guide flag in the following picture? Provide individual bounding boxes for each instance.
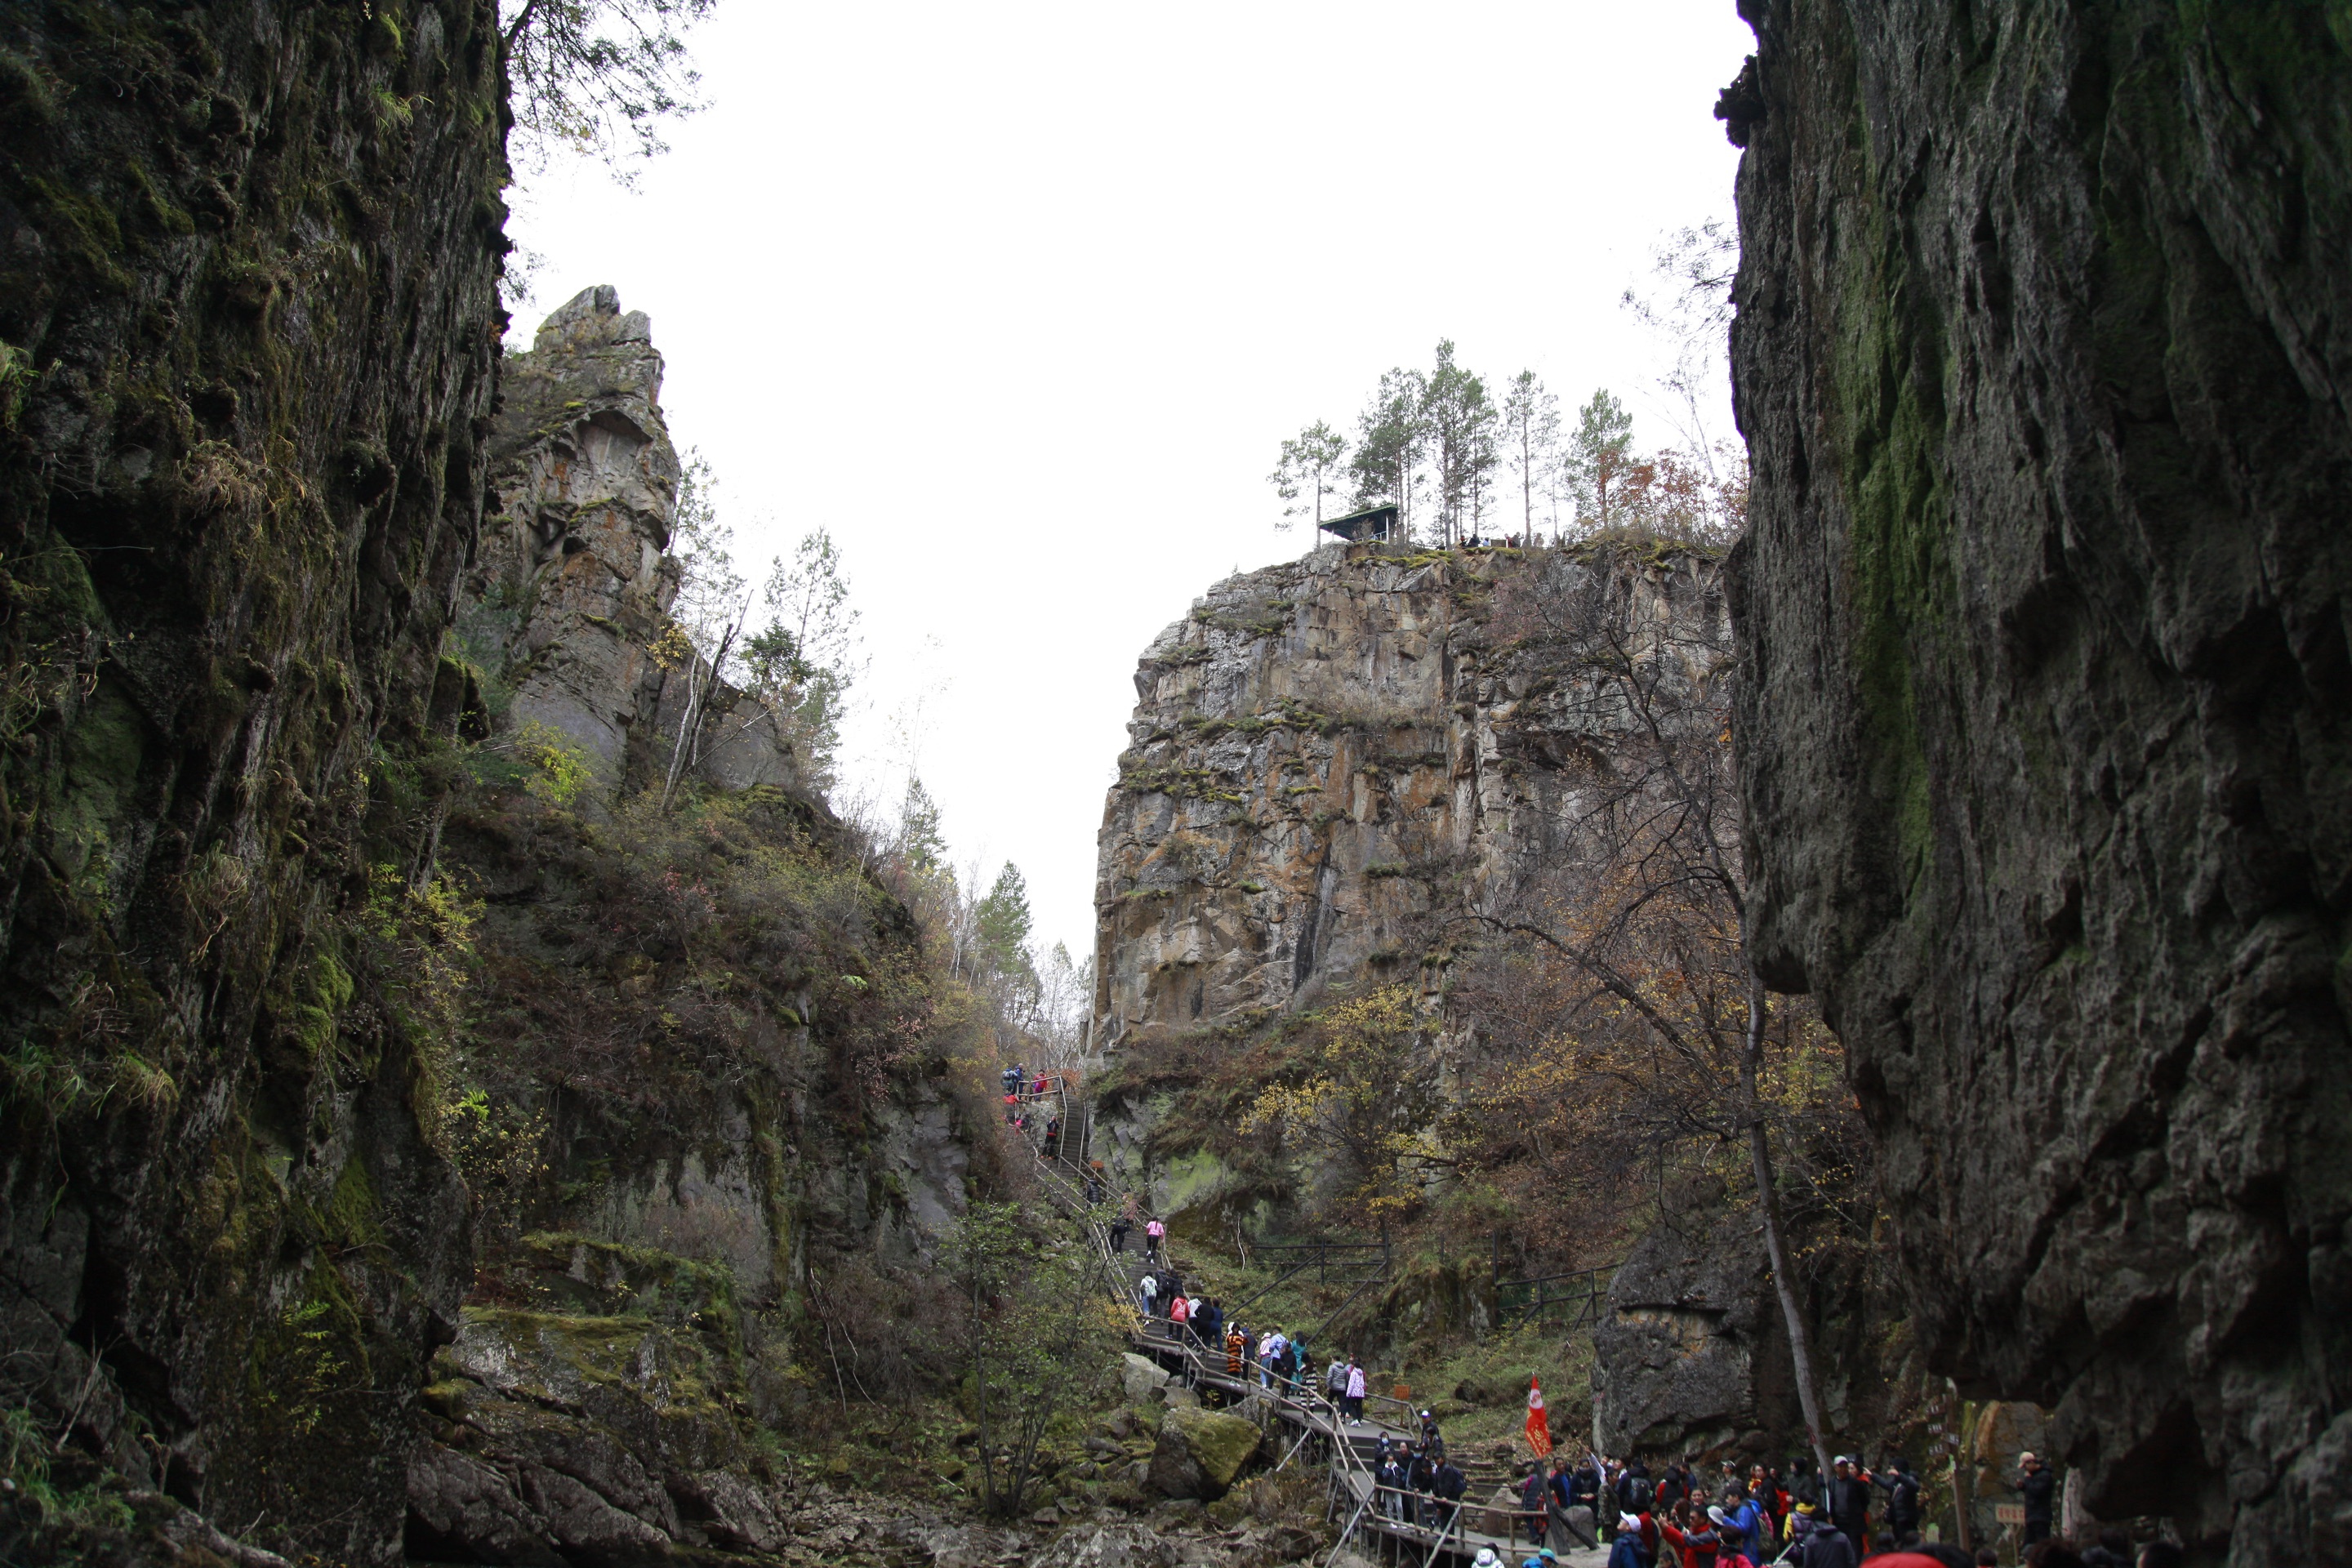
[1526,1375,1552,1457]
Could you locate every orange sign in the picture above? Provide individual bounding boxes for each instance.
[1993,1504,2025,1527]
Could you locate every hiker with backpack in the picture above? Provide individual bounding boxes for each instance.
[1618,1462,1656,1524]
[1787,1503,1855,1568]
[1432,1454,1468,1530]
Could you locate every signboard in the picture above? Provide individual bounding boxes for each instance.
[1993,1504,2025,1527]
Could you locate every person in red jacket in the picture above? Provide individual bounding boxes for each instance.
[1659,1499,1719,1568]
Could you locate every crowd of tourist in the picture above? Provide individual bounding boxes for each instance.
[1054,1093,2180,1568]
[1492,1451,2180,1568]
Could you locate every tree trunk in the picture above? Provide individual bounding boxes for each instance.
[1744,965,1832,1480]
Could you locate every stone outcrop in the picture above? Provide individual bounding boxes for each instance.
[0,2,503,1561]
[1593,1213,1790,1459]
[1089,540,1725,1214]
[1147,1405,1264,1500]
[469,284,798,795]
[405,292,980,1558]
[1726,4,2352,1558]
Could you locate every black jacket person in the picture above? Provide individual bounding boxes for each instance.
[2018,1454,2056,1545]
[1826,1458,1872,1550]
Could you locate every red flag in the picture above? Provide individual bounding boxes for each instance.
[1525,1375,1552,1457]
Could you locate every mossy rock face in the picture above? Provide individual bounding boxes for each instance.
[0,0,505,1559]
[1147,1405,1263,1499]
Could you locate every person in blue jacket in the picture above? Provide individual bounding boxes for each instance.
[1606,1513,1651,1568]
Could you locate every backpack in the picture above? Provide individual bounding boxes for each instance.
[1626,1475,1655,1512]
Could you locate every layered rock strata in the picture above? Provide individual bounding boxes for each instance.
[1093,541,1726,1071]
[0,3,505,1560]
[469,284,799,795]
[1727,4,2352,1557]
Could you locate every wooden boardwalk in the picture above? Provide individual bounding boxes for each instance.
[1009,1082,1603,1567]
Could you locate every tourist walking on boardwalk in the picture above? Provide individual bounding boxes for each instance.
[1344,1356,1366,1420]
[1108,1213,1129,1253]
[1224,1322,1245,1378]
[1566,1456,1601,1544]
[1717,1490,1763,1559]
[1788,1503,1855,1568]
[1377,1443,1408,1521]
[1144,1215,1165,1262]
[1167,1289,1188,1340]
[1659,1499,1713,1568]
[1325,1353,1348,1401]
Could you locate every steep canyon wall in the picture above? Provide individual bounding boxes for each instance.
[1089,542,1897,1454]
[1727,3,2351,1557]
[0,3,505,1559]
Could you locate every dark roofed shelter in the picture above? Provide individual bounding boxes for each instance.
[1319,503,1397,544]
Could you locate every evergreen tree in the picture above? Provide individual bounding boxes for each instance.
[746,528,862,779]
[1501,371,1562,541]
[973,863,1038,989]
[1270,421,1350,536]
[898,777,948,874]
[1564,389,1637,532]
[1349,368,1428,541]
[1423,341,1498,548]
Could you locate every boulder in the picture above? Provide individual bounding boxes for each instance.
[668,1469,787,1553]
[1478,1482,1523,1536]
[1122,1352,1171,1403]
[1162,1384,1201,1410]
[1147,1405,1263,1500]
[1548,1504,1597,1552]
[405,1446,564,1566]
[1592,1209,1773,1457]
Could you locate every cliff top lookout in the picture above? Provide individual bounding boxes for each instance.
[1319,502,1396,543]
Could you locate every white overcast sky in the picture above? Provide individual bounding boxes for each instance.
[509,0,1755,966]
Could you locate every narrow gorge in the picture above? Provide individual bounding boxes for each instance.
[1,3,2343,1566]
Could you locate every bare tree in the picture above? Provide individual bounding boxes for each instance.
[1453,546,1846,1472]
[1623,220,1739,474]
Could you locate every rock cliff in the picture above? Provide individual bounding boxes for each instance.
[0,2,504,1560]
[408,289,981,1561]
[466,285,799,797]
[1094,541,1726,1076]
[1727,3,2351,1557]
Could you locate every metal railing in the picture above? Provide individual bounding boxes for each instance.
[1494,1262,1620,1328]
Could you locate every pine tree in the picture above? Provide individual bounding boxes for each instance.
[973,863,1037,988]
[1564,389,1636,533]
[1501,372,1562,542]
[1270,421,1350,537]
[898,777,948,875]
[1349,368,1428,541]
[1423,341,1498,548]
